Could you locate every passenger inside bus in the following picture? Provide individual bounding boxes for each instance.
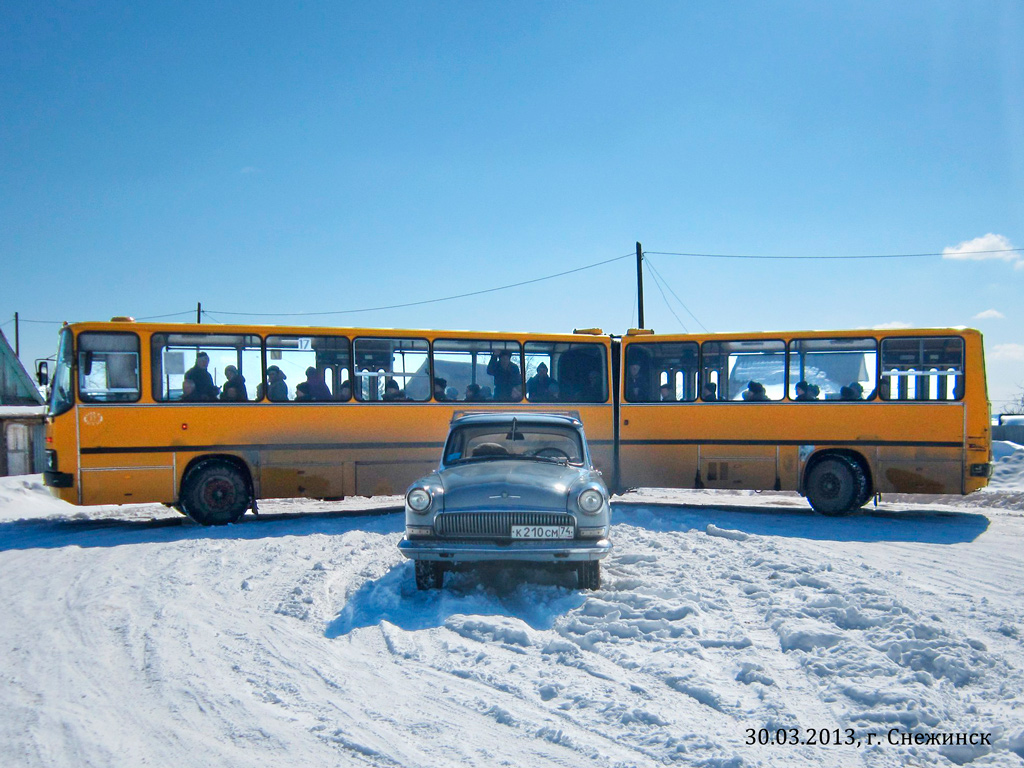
[624,361,651,402]
[337,381,352,401]
[742,381,769,401]
[527,362,557,402]
[264,365,289,401]
[434,377,449,401]
[383,378,406,401]
[659,383,675,402]
[701,382,718,401]
[487,351,521,401]
[794,380,818,401]
[464,383,484,401]
[295,382,312,401]
[304,367,333,401]
[185,352,219,401]
[220,365,247,401]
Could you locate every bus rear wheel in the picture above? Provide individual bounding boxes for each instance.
[180,461,251,525]
[805,455,867,516]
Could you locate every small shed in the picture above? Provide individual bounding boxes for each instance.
[0,330,46,477]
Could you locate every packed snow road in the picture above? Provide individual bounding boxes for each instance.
[1,476,1023,768]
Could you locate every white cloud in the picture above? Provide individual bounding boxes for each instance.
[990,343,1024,361]
[943,233,1020,266]
[873,321,913,330]
[972,309,1005,320]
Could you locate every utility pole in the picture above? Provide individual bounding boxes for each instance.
[197,302,202,324]
[635,242,645,329]
[14,312,19,358]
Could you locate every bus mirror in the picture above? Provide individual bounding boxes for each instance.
[36,361,49,387]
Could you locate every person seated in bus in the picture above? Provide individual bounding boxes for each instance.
[743,380,769,401]
[839,385,854,400]
[445,386,459,401]
[624,362,651,401]
[794,380,817,401]
[479,385,493,400]
[464,383,484,402]
[487,351,521,401]
[181,377,200,402]
[219,365,248,402]
[304,367,333,400]
[433,377,449,401]
[185,352,219,401]
[847,381,864,400]
[336,381,352,401]
[701,381,719,401]
[579,368,604,402]
[526,362,557,402]
[294,382,313,401]
[659,383,675,402]
[546,381,561,402]
[265,365,289,401]
[383,378,406,401]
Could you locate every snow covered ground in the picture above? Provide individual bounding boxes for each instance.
[2,444,1023,767]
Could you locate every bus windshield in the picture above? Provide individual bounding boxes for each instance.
[49,327,74,417]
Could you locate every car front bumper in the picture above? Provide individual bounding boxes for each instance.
[398,537,612,563]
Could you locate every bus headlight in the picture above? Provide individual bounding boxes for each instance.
[578,489,604,514]
[407,488,432,513]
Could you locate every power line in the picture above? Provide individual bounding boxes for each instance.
[644,257,709,333]
[645,266,688,332]
[645,248,1024,261]
[136,310,197,320]
[208,253,635,318]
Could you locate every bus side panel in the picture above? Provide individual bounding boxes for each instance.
[77,406,177,505]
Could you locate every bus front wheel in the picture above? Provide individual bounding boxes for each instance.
[180,461,251,525]
[805,455,867,516]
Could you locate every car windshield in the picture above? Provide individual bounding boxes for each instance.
[444,422,584,465]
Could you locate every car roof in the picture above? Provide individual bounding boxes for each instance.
[449,411,583,429]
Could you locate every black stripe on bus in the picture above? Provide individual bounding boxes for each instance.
[618,438,963,448]
[81,441,446,455]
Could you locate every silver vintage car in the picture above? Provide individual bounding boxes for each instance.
[398,412,612,590]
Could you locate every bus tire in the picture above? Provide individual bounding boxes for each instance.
[180,461,251,525]
[577,561,601,590]
[805,455,866,516]
[414,561,445,590]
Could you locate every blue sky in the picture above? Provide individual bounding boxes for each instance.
[2,1,1022,408]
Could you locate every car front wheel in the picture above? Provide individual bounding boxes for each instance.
[577,561,601,590]
[415,561,445,590]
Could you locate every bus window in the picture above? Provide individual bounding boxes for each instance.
[432,339,521,402]
[702,339,786,401]
[524,341,608,403]
[787,338,877,401]
[624,341,698,402]
[266,335,351,402]
[151,333,261,402]
[880,337,964,401]
[78,332,140,403]
[354,337,430,402]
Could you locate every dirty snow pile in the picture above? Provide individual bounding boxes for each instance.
[1,447,1024,767]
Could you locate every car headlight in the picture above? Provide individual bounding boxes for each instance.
[407,488,432,513]
[578,488,604,514]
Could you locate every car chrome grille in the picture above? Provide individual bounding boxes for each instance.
[434,512,576,539]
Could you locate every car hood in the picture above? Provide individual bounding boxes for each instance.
[439,460,584,512]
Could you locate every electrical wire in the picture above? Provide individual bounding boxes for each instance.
[208,253,635,318]
[644,248,1024,260]
[136,310,197,320]
[645,265,688,332]
[643,257,709,332]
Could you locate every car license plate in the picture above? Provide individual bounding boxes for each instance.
[511,525,575,540]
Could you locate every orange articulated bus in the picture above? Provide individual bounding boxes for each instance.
[43,320,992,523]
[616,327,993,513]
[43,321,614,524]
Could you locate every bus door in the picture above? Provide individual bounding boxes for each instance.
[617,338,702,490]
